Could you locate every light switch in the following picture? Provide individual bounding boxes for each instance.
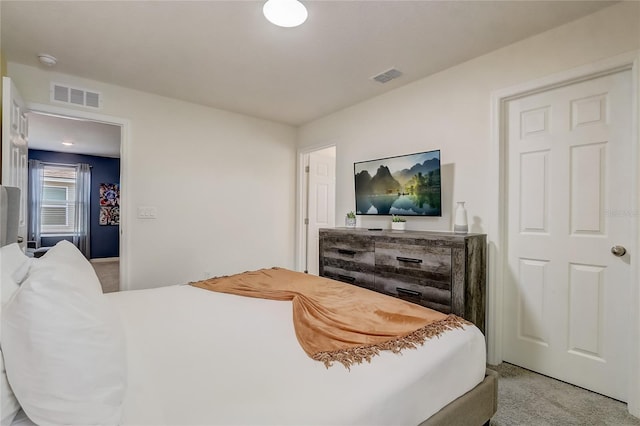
[137,206,157,219]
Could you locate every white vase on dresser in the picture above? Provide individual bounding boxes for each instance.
[454,201,468,234]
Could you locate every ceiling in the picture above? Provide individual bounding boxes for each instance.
[2,1,615,128]
[28,112,121,158]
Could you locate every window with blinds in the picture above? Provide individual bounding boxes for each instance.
[42,165,77,234]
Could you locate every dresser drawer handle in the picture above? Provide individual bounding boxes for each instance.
[338,249,356,256]
[396,287,422,297]
[338,274,356,283]
[396,256,422,264]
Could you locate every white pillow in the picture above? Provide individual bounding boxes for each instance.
[0,243,30,426]
[39,239,104,295]
[0,243,30,305]
[1,241,127,425]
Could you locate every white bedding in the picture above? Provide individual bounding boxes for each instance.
[106,284,486,426]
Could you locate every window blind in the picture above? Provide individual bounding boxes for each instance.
[41,165,77,234]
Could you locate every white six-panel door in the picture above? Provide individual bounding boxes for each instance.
[2,77,29,250]
[306,147,336,275]
[504,70,632,401]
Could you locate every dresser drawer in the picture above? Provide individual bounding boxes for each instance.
[321,268,375,289]
[320,234,375,289]
[321,234,374,256]
[375,274,452,313]
[374,242,451,286]
[375,242,452,311]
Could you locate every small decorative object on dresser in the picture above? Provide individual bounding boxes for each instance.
[391,215,406,230]
[319,227,487,333]
[454,201,468,233]
[345,211,357,228]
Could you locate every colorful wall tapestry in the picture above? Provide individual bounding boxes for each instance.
[99,183,120,225]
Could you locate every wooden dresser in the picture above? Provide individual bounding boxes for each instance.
[319,228,486,333]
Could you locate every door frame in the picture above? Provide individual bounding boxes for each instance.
[295,142,337,273]
[488,50,640,415]
[27,102,131,292]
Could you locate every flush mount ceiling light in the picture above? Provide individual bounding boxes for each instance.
[61,141,74,146]
[263,0,308,28]
[38,54,57,67]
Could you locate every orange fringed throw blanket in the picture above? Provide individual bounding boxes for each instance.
[191,267,470,368]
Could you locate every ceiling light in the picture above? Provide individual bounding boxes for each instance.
[38,54,57,67]
[263,0,308,28]
[62,141,74,146]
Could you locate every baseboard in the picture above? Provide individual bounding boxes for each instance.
[90,257,119,263]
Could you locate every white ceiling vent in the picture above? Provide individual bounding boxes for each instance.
[372,68,403,84]
[50,82,102,109]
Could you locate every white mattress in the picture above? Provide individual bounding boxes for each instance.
[104,284,486,426]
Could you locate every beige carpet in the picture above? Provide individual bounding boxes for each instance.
[91,260,119,293]
[490,362,640,425]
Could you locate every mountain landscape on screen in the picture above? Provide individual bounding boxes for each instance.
[354,151,441,216]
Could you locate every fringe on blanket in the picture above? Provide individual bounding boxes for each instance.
[311,314,472,369]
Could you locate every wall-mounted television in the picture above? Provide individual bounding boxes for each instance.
[354,149,441,216]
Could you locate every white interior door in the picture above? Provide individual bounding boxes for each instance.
[503,70,632,401]
[2,77,29,250]
[306,147,335,275]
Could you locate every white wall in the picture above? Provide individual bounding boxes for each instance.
[8,62,297,289]
[298,2,640,233]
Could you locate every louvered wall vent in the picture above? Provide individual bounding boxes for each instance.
[50,83,102,109]
[372,68,402,84]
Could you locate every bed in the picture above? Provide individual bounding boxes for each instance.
[0,185,497,426]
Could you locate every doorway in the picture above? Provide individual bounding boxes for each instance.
[503,69,632,401]
[27,111,122,292]
[298,145,336,275]
[488,52,640,415]
[2,77,130,291]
